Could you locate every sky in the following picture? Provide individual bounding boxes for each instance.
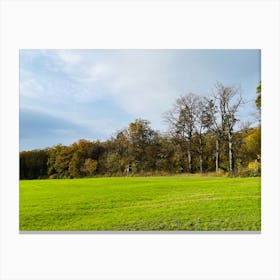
[20,49,261,151]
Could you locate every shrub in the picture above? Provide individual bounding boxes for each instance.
[248,160,261,177]
[49,174,59,179]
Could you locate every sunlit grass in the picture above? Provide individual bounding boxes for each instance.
[20,176,261,231]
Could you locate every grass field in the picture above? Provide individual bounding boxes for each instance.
[20,176,261,231]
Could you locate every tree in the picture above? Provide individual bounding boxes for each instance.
[47,144,63,178]
[243,127,261,161]
[127,119,157,173]
[68,139,93,178]
[112,130,130,174]
[164,93,199,173]
[201,97,221,173]
[195,97,215,173]
[20,149,49,179]
[154,135,181,173]
[213,82,242,174]
[53,145,74,178]
[82,158,98,176]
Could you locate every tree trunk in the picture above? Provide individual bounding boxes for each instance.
[187,140,192,173]
[199,154,203,173]
[187,150,192,173]
[228,132,233,174]
[215,138,219,173]
[199,137,203,173]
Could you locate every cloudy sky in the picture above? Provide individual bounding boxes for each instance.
[20,49,260,151]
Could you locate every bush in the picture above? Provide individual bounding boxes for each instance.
[235,167,249,177]
[49,174,59,179]
[248,160,261,177]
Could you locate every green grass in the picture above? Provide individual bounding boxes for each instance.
[20,176,261,231]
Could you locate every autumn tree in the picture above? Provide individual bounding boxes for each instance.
[82,158,98,176]
[127,119,158,173]
[47,144,63,178]
[111,130,130,174]
[53,145,74,178]
[68,139,94,177]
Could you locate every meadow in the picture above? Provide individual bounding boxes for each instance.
[19,176,261,231]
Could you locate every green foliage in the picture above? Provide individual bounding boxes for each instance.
[20,176,261,231]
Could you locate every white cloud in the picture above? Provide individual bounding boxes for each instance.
[85,64,111,82]
[56,50,82,66]
[36,50,179,119]
[20,74,44,99]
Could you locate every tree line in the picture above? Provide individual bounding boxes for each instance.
[20,82,261,179]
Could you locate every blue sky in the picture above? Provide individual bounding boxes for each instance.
[20,49,260,151]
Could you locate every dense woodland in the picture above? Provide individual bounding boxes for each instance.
[20,82,261,179]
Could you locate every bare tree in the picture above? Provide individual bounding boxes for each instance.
[201,97,221,173]
[163,93,199,173]
[195,97,212,173]
[213,82,242,174]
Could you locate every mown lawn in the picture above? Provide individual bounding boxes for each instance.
[19,176,261,231]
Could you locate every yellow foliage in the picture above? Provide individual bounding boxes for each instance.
[244,126,261,158]
[248,160,261,176]
[248,161,260,170]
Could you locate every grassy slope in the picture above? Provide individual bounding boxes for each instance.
[20,176,261,231]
